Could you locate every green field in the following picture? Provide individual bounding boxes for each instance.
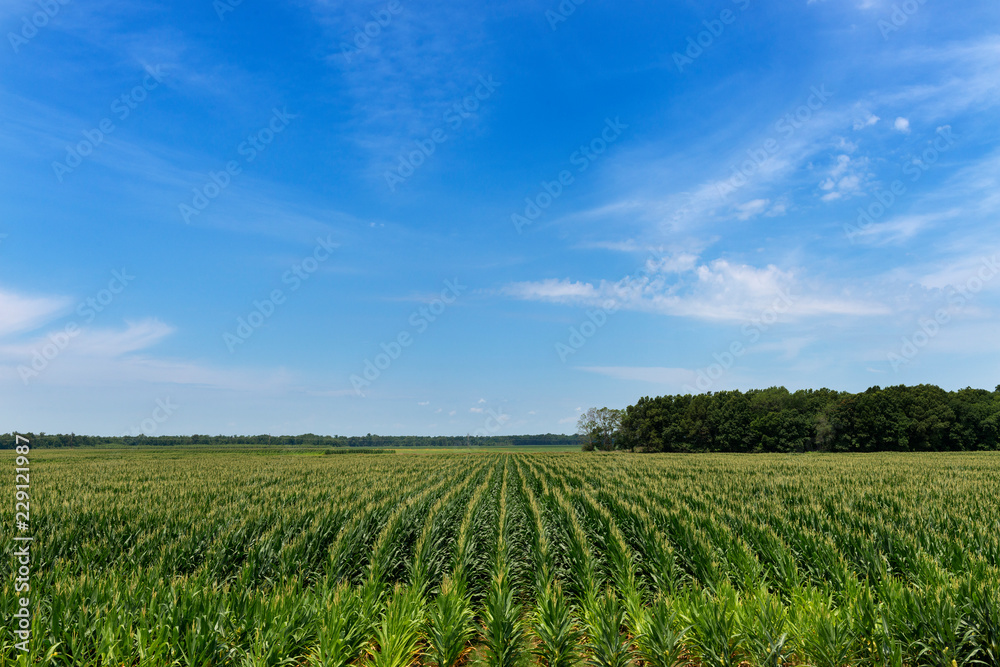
[3,449,999,666]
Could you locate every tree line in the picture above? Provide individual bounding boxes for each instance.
[0,432,581,449]
[580,384,1000,452]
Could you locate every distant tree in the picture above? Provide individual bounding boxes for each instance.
[618,396,668,452]
[7,383,999,453]
[609,383,1000,454]
[578,408,624,451]
[708,390,753,452]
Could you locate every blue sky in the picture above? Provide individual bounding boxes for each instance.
[2,0,998,436]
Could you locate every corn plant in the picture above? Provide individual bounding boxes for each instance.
[7,449,1000,667]
[792,591,857,667]
[633,596,689,667]
[363,584,424,667]
[533,582,582,667]
[425,578,476,667]
[308,581,378,667]
[966,580,999,667]
[685,585,744,667]
[738,589,789,667]
[582,588,633,667]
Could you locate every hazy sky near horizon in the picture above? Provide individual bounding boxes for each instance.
[1,0,999,437]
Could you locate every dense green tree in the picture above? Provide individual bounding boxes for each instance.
[577,407,624,451]
[614,384,1000,453]
[7,384,1000,453]
[708,390,754,452]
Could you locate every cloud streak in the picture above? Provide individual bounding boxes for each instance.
[503,256,888,322]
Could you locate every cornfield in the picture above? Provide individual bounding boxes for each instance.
[2,448,1000,667]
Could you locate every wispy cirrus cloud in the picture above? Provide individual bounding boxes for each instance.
[548,36,1000,248]
[314,0,498,168]
[502,255,888,322]
[0,317,297,391]
[851,209,961,246]
[0,289,70,336]
[576,366,697,385]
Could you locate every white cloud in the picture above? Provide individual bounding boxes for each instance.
[0,289,71,337]
[870,38,1000,122]
[0,91,366,245]
[648,253,700,274]
[0,318,174,360]
[753,336,813,361]
[417,400,429,405]
[851,209,960,246]
[577,366,697,385]
[312,2,497,181]
[917,250,1000,292]
[74,319,175,357]
[835,137,859,153]
[765,200,788,217]
[818,154,868,202]
[555,38,1000,248]
[577,239,644,253]
[503,255,888,322]
[0,317,298,391]
[734,198,770,220]
[853,113,880,130]
[838,174,861,191]
[502,279,599,303]
[894,117,911,133]
[830,154,852,178]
